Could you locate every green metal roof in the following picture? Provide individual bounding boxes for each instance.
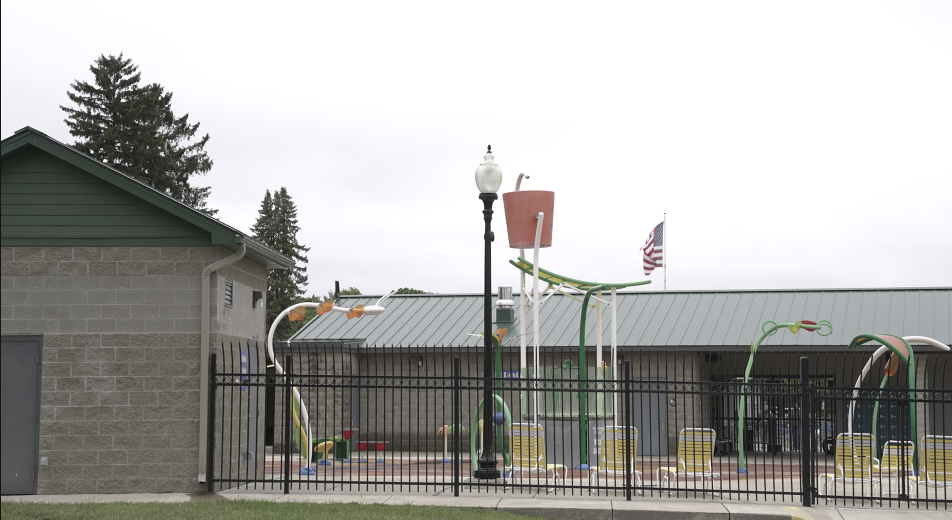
[1,126,293,269]
[289,287,951,349]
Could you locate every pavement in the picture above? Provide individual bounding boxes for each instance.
[3,492,950,520]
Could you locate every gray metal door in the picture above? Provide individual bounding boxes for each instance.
[633,379,668,456]
[1,336,41,495]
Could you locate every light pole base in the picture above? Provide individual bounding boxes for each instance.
[473,468,501,479]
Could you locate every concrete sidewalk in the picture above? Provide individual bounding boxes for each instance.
[3,493,950,520]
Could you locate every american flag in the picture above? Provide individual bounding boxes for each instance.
[642,222,663,276]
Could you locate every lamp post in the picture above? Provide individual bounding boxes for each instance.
[474,145,502,480]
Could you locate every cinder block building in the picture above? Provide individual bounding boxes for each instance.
[1,127,294,495]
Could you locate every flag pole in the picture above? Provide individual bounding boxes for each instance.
[663,212,667,291]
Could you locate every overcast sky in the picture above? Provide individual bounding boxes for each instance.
[3,1,950,297]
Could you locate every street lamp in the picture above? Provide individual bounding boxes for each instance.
[474,145,502,480]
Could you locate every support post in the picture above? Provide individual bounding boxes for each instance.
[207,354,217,494]
[624,360,632,501]
[475,192,500,480]
[454,356,461,496]
[283,354,292,495]
[800,356,812,507]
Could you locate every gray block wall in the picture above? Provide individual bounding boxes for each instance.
[0,246,268,494]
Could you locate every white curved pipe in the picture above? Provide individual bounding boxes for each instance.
[904,336,950,351]
[266,296,393,468]
[847,336,950,433]
[515,173,529,191]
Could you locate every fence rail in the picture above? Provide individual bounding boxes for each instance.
[207,343,950,509]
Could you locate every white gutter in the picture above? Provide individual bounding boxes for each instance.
[197,243,246,482]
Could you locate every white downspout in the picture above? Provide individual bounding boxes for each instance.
[198,243,246,482]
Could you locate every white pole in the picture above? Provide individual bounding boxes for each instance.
[611,288,618,425]
[664,212,667,291]
[519,247,527,378]
[532,212,544,425]
[596,291,603,368]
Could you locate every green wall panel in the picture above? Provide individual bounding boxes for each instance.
[1,149,214,246]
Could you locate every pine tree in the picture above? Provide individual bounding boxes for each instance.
[253,188,310,340]
[60,53,216,215]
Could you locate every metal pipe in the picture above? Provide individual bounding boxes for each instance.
[198,242,246,482]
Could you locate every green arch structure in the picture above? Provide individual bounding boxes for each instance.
[846,333,916,470]
[510,257,651,469]
[737,319,832,473]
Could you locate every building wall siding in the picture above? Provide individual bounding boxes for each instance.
[1,245,268,494]
[1,149,211,246]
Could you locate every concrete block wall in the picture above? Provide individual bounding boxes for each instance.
[0,246,268,494]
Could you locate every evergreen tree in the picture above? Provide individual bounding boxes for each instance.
[60,53,216,215]
[253,188,310,340]
[323,286,362,302]
[395,287,431,294]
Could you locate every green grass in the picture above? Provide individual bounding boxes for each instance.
[0,500,541,520]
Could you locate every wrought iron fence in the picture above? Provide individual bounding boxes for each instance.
[207,341,950,509]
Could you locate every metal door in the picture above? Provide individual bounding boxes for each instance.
[1,336,41,495]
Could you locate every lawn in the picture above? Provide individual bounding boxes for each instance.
[0,500,540,520]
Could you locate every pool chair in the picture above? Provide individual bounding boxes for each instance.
[657,428,721,497]
[876,440,917,499]
[918,435,951,493]
[589,426,643,496]
[506,423,566,492]
[820,433,880,503]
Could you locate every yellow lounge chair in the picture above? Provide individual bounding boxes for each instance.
[506,423,566,492]
[657,428,721,497]
[820,433,880,503]
[918,435,951,497]
[589,426,643,496]
[876,440,917,499]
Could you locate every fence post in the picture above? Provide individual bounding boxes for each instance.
[284,354,293,495]
[207,353,217,494]
[453,356,461,497]
[800,356,812,507]
[624,359,632,501]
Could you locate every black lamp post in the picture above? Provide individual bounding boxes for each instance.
[474,145,502,480]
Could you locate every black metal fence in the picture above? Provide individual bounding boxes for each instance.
[207,342,950,509]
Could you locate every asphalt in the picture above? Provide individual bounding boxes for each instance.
[2,492,950,520]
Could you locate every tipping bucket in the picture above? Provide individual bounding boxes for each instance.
[502,190,555,248]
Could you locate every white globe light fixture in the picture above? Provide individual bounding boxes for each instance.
[475,145,503,194]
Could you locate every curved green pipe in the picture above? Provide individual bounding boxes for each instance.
[576,285,603,469]
[511,257,651,290]
[470,395,512,472]
[737,320,831,472]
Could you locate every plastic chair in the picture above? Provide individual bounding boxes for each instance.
[918,435,951,491]
[820,433,880,503]
[876,440,917,499]
[506,423,566,492]
[589,425,643,496]
[656,428,721,497]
